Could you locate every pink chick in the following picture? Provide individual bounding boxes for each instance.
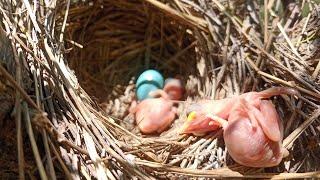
[180,87,298,167]
[130,90,177,134]
[164,78,184,100]
[180,97,233,135]
[180,87,297,135]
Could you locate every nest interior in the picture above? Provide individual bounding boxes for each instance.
[67,1,195,109]
[65,0,320,173]
[1,0,320,179]
[66,1,206,136]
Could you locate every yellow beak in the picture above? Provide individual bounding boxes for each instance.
[179,111,196,134]
[187,111,197,121]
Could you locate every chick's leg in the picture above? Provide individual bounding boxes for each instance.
[257,87,299,99]
[205,114,228,129]
[243,87,299,107]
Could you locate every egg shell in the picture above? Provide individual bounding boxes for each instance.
[136,83,160,100]
[136,69,164,89]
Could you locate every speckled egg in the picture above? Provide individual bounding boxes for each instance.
[136,69,164,100]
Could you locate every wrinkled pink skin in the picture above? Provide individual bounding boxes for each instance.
[131,80,183,134]
[164,78,184,100]
[223,98,284,167]
[130,95,177,134]
[181,87,298,167]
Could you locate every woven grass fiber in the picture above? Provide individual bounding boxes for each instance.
[0,0,320,179]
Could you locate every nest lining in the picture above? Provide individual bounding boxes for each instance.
[0,0,320,179]
[66,0,204,137]
[66,0,320,175]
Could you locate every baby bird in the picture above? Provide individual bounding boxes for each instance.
[130,93,176,134]
[181,87,298,167]
[164,78,184,100]
[131,78,183,134]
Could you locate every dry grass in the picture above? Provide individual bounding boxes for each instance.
[0,0,319,179]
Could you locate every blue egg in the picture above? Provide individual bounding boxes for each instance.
[136,69,164,100]
[136,84,159,100]
[136,70,164,89]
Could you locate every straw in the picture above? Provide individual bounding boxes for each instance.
[0,0,319,179]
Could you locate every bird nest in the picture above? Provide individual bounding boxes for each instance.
[0,0,320,179]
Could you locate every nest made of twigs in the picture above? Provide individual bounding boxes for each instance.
[0,0,320,179]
